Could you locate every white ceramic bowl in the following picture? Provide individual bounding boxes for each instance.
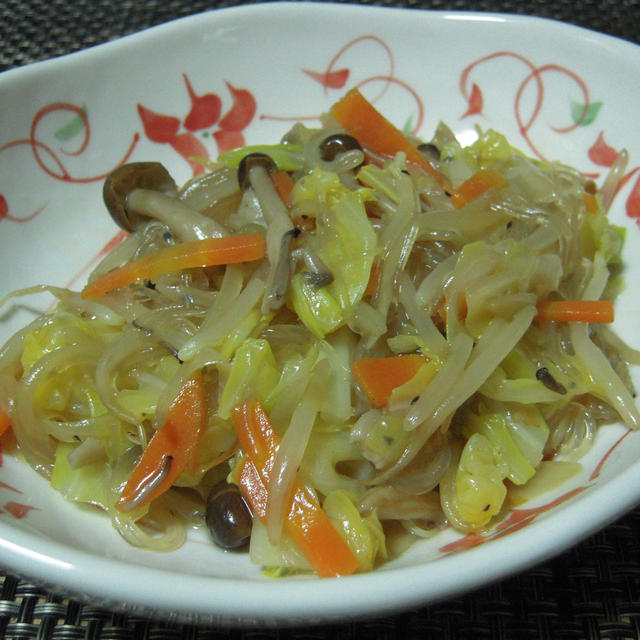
[1,2,640,626]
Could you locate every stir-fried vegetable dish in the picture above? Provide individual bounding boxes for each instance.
[1,88,638,577]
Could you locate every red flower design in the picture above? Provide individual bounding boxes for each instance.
[182,74,222,131]
[303,68,350,89]
[218,82,257,132]
[213,129,246,154]
[3,501,38,519]
[170,133,210,176]
[460,82,483,118]
[137,105,181,143]
[588,131,619,167]
[626,174,640,219]
[137,77,257,175]
[439,486,588,556]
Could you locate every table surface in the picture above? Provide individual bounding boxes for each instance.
[1,1,640,638]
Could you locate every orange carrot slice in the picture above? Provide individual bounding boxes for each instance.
[270,170,295,207]
[583,192,599,214]
[352,354,427,408]
[82,233,265,299]
[450,168,507,209]
[331,88,444,186]
[364,262,380,299]
[536,300,614,324]
[232,400,359,578]
[0,409,11,437]
[117,372,207,512]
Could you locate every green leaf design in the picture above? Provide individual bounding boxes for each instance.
[402,114,415,135]
[54,105,87,141]
[570,100,602,126]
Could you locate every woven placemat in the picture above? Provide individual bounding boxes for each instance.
[1,1,640,638]
[1,0,640,71]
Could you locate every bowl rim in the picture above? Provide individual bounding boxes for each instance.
[1,1,640,626]
[2,1,640,82]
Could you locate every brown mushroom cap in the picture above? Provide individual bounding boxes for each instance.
[319,133,363,162]
[103,162,177,232]
[237,152,278,191]
[417,143,440,163]
[205,481,252,550]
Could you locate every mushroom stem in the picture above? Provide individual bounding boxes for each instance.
[126,189,227,241]
[291,247,334,288]
[265,229,296,309]
[247,165,295,312]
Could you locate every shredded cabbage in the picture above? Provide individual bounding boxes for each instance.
[289,169,376,337]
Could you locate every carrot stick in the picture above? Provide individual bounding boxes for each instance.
[331,88,445,186]
[0,408,11,437]
[270,170,295,207]
[352,354,427,409]
[450,168,507,209]
[536,300,614,324]
[435,294,468,328]
[117,372,207,512]
[363,262,380,299]
[82,233,265,299]
[232,400,359,577]
[583,192,599,214]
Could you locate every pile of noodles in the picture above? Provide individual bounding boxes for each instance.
[1,112,639,574]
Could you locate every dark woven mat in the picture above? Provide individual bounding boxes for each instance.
[1,0,640,71]
[2,1,640,638]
